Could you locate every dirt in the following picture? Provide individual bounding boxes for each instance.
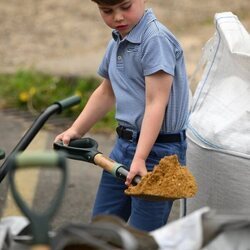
[0,0,250,91]
[125,154,198,200]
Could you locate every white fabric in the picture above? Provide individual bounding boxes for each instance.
[0,216,29,249]
[150,207,210,250]
[188,12,250,157]
[203,228,250,250]
[186,12,250,214]
[186,138,250,214]
[0,216,29,236]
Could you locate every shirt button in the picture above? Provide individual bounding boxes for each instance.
[117,55,122,60]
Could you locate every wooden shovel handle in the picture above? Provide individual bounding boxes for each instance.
[94,153,117,173]
[93,153,141,185]
[32,244,50,250]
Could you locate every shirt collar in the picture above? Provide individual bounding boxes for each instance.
[112,9,157,43]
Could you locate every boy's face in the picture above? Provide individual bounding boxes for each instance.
[97,0,146,38]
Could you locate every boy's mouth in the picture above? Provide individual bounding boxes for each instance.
[116,24,129,31]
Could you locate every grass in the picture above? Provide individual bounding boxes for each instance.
[0,70,117,133]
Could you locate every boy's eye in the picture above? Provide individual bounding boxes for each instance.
[121,4,131,10]
[101,9,112,14]
[99,2,131,14]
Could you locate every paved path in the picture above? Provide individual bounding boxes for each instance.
[0,110,180,230]
[0,110,115,228]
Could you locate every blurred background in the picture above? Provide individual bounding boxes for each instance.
[1,0,249,78]
[0,0,249,128]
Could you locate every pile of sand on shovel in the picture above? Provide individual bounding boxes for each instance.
[125,155,198,200]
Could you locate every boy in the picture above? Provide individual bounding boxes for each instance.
[55,0,189,231]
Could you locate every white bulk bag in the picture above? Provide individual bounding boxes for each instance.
[186,12,250,214]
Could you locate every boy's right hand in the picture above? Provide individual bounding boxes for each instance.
[54,127,82,146]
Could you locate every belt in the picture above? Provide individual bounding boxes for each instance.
[116,125,186,143]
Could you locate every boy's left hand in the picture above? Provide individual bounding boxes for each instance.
[125,157,147,186]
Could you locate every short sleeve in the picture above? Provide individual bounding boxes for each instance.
[141,34,178,76]
[97,40,114,79]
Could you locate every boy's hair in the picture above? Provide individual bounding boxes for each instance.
[91,0,125,5]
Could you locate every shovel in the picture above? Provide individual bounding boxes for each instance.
[8,151,67,250]
[53,138,197,206]
[53,138,141,186]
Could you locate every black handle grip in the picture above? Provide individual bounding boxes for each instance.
[116,167,141,186]
[54,95,81,113]
[53,138,100,164]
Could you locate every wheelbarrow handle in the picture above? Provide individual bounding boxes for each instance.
[0,95,81,183]
[53,95,81,114]
[8,151,67,248]
[0,149,5,160]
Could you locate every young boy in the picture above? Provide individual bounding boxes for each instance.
[55,0,189,232]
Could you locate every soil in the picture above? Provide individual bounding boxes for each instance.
[0,0,250,91]
[125,154,198,200]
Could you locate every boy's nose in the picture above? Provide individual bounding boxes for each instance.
[114,11,124,22]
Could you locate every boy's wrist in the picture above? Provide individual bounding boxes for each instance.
[71,124,85,137]
[133,153,147,162]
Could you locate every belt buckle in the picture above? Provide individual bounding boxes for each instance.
[127,129,134,142]
[117,126,135,142]
[127,128,138,142]
[116,126,125,139]
[120,126,125,136]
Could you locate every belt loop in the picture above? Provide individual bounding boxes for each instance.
[180,130,186,141]
[132,130,139,142]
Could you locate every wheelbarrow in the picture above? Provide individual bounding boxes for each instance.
[0,95,81,183]
[0,96,81,250]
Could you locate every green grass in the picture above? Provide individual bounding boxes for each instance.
[0,70,117,133]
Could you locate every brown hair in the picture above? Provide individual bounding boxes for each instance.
[91,0,125,5]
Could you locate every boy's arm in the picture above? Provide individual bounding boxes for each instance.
[55,78,115,145]
[125,71,173,185]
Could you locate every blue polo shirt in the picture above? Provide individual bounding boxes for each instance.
[98,9,189,133]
